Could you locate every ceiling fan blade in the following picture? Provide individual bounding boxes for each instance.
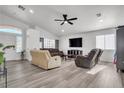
[68,21,73,25]
[61,21,65,25]
[54,19,63,21]
[63,14,67,20]
[68,18,78,21]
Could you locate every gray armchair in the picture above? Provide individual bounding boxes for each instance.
[75,49,103,69]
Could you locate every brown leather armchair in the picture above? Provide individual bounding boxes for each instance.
[95,49,103,64]
[75,49,103,69]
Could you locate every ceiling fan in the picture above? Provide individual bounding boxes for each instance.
[18,5,26,11]
[54,14,78,25]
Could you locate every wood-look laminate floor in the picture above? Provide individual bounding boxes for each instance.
[0,60,124,88]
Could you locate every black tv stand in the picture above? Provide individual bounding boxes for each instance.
[67,50,83,58]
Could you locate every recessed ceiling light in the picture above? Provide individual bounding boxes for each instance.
[65,21,68,24]
[61,30,64,32]
[29,9,34,14]
[99,19,103,22]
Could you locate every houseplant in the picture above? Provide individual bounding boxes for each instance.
[0,43,15,65]
[0,43,15,88]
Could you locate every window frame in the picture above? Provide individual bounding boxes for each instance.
[44,38,55,48]
[16,35,23,53]
[96,34,115,50]
[0,27,23,53]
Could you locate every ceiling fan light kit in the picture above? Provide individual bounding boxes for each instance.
[18,5,25,11]
[55,14,78,25]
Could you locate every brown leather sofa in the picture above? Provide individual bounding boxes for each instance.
[30,50,61,70]
[75,49,103,69]
[41,48,64,57]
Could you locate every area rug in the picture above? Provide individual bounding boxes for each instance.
[87,65,107,75]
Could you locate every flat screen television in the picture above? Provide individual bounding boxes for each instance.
[69,38,82,47]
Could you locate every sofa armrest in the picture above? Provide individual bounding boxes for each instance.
[48,56,61,69]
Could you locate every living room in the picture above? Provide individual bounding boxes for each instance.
[0,5,124,88]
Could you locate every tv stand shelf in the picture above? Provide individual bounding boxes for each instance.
[67,50,83,58]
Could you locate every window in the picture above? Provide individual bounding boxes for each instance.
[105,34,115,49]
[96,35,104,49]
[0,29,22,35]
[96,34,115,50]
[16,36,22,52]
[0,28,23,52]
[44,38,55,48]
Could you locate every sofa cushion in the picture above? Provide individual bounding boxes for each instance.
[41,48,61,57]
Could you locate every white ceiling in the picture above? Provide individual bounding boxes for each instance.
[1,5,124,36]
